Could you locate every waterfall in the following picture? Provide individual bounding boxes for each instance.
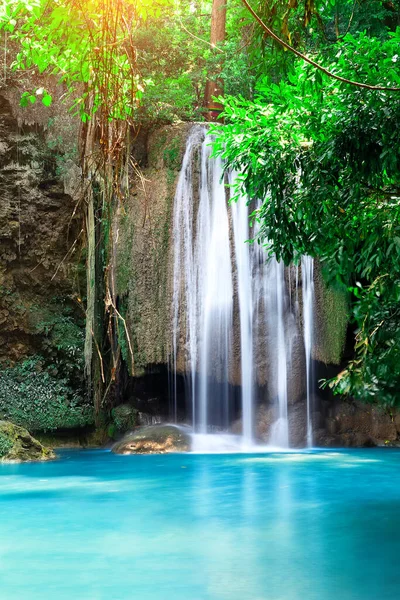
[171,126,315,448]
[172,126,233,432]
[267,260,289,448]
[251,201,294,449]
[302,255,315,447]
[171,127,204,424]
[231,182,253,446]
[197,135,233,432]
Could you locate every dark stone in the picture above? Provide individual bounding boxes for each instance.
[254,404,275,442]
[315,429,375,448]
[137,412,162,426]
[325,417,338,435]
[0,93,82,366]
[330,400,398,445]
[370,407,397,441]
[288,401,308,447]
[340,432,375,447]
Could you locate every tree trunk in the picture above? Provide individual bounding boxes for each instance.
[204,0,227,120]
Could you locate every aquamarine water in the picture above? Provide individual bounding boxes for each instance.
[1,449,399,599]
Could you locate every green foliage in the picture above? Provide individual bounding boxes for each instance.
[29,301,85,382]
[212,28,400,405]
[329,278,400,405]
[0,432,13,458]
[1,0,165,121]
[0,358,94,432]
[32,308,83,349]
[111,403,137,434]
[3,0,399,408]
[20,88,52,107]
[0,0,264,124]
[163,137,182,170]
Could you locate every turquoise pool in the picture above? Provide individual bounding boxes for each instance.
[0,449,399,599]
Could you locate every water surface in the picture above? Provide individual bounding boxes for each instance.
[1,449,399,599]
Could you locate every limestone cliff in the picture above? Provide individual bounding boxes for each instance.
[0,82,91,432]
[115,123,193,374]
[116,123,349,388]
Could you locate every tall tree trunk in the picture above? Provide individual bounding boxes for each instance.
[204,0,227,120]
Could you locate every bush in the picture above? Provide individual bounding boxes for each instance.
[0,358,94,432]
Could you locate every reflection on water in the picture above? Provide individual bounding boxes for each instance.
[0,449,399,599]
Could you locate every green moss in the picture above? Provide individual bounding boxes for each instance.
[315,268,349,365]
[115,212,134,294]
[163,136,182,170]
[111,403,137,435]
[166,167,177,187]
[0,420,54,462]
[116,298,129,365]
[323,287,349,364]
[0,432,13,457]
[148,132,167,166]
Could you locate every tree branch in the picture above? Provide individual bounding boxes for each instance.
[241,0,400,92]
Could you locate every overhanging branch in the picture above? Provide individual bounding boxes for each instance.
[241,0,400,92]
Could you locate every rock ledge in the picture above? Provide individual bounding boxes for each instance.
[0,420,55,462]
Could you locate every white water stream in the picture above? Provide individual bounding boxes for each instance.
[171,126,315,449]
[302,255,315,447]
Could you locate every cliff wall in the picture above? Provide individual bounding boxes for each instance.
[0,81,92,433]
[117,123,349,384]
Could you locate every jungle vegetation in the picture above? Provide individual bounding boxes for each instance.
[1,0,399,409]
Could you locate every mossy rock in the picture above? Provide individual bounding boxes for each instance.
[111,404,138,434]
[112,425,191,455]
[0,420,55,462]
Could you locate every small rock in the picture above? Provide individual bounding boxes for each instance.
[112,425,190,455]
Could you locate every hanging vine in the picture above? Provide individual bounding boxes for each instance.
[1,0,168,419]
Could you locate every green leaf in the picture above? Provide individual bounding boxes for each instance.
[42,93,52,107]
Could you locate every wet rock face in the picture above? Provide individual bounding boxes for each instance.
[0,420,55,462]
[112,425,191,454]
[253,398,400,448]
[315,400,398,447]
[254,404,275,442]
[0,93,81,364]
[334,402,397,443]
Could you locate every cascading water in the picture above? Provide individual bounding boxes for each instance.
[231,181,253,447]
[172,126,233,433]
[302,255,315,447]
[171,127,204,424]
[197,135,233,432]
[171,126,315,449]
[266,260,290,448]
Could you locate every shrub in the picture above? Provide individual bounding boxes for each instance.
[0,358,93,432]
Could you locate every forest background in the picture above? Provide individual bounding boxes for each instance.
[0,0,399,418]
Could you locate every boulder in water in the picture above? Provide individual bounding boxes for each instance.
[0,420,55,462]
[112,425,191,454]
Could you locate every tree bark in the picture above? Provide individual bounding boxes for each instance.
[204,0,226,120]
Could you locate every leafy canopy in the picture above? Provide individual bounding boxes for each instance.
[212,27,400,405]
